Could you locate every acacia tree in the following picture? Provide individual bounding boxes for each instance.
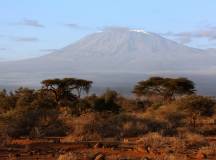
[41,78,92,103]
[133,77,195,102]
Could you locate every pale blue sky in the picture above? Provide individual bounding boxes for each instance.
[0,0,216,61]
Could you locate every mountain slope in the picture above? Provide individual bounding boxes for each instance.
[0,27,215,86]
[1,27,216,73]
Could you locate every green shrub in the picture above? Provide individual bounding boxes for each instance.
[178,95,215,116]
[0,96,17,112]
[165,111,186,128]
[70,99,91,116]
[6,109,38,137]
[71,113,168,139]
[92,98,121,113]
[42,120,68,137]
[90,90,121,113]
[6,93,65,138]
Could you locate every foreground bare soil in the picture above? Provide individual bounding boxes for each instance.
[0,136,215,160]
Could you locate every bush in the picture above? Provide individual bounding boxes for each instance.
[6,93,66,138]
[7,108,68,138]
[178,95,215,116]
[134,99,152,111]
[92,98,120,113]
[165,111,186,128]
[70,112,168,139]
[91,90,121,113]
[32,92,57,110]
[0,96,17,113]
[7,109,38,137]
[42,120,68,136]
[69,99,91,116]
[15,88,35,109]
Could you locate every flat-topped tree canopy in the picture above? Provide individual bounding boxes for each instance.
[133,77,195,101]
[41,77,92,102]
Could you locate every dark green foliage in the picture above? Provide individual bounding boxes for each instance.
[135,99,152,110]
[0,89,18,112]
[177,95,215,128]
[162,112,187,136]
[70,99,91,116]
[2,88,63,137]
[92,89,121,113]
[0,91,16,112]
[31,90,57,109]
[7,109,39,137]
[41,120,68,137]
[178,95,215,116]
[133,77,195,101]
[2,77,94,137]
[41,77,92,103]
[6,105,65,137]
[0,77,93,138]
[83,113,168,138]
[15,88,35,109]
[166,111,186,128]
[7,114,67,138]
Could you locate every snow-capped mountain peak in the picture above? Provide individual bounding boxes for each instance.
[130,29,150,35]
[0,27,215,74]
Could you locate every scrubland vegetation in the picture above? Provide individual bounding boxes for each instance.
[0,77,215,159]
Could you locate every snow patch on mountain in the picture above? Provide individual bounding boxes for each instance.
[130,29,150,35]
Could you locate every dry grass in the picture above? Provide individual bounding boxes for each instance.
[64,112,169,140]
[184,132,206,143]
[57,152,83,160]
[198,144,216,158]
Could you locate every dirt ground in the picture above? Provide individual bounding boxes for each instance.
[0,137,215,160]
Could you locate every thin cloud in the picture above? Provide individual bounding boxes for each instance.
[0,34,6,38]
[15,37,39,42]
[162,27,216,44]
[65,23,90,30]
[13,19,44,28]
[0,47,6,51]
[65,23,80,28]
